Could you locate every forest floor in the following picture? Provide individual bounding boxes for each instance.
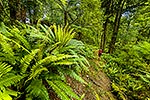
[66,59,116,100]
[50,58,116,100]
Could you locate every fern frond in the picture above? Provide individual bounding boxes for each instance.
[46,42,61,53]
[39,24,49,36]
[30,32,51,42]
[2,34,30,53]
[0,73,23,88]
[27,67,48,81]
[26,79,50,100]
[46,73,65,81]
[0,34,15,59]
[37,54,76,65]
[53,60,74,65]
[0,22,13,37]
[78,59,89,72]
[20,49,39,73]
[0,90,12,100]
[68,70,87,84]
[11,27,31,50]
[50,24,75,47]
[53,80,80,99]
[0,62,12,77]
[0,88,19,100]
[47,80,70,100]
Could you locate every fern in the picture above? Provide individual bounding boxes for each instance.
[0,64,21,88]
[26,79,50,100]
[0,62,12,77]
[0,23,90,100]
[50,24,75,47]
[53,80,80,99]
[0,73,22,88]
[0,34,15,64]
[68,70,87,84]
[1,33,30,53]
[53,60,75,65]
[47,80,71,100]
[0,62,22,100]
[58,67,86,84]
[11,27,31,50]
[0,90,12,100]
[0,88,19,100]
[27,67,48,81]
[37,54,76,65]
[20,49,39,73]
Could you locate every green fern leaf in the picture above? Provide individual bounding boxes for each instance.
[20,49,39,73]
[47,80,70,100]
[27,67,48,81]
[0,90,12,100]
[54,60,74,65]
[53,80,80,99]
[0,73,22,88]
[11,27,31,49]
[0,22,13,37]
[26,79,50,100]
[3,35,30,53]
[0,34,15,61]
[69,70,87,84]
[0,62,12,77]
[37,54,76,65]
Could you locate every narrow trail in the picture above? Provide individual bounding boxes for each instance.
[66,58,116,100]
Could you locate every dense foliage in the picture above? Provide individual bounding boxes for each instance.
[0,22,90,100]
[0,0,150,100]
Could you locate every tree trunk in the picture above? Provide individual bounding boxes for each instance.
[64,11,68,26]
[108,0,125,54]
[9,0,17,24]
[100,17,109,52]
[0,2,3,22]
[20,4,26,23]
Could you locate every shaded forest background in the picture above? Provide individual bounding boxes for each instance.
[0,0,150,100]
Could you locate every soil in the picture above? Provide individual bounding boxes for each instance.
[50,58,116,100]
[66,59,116,100]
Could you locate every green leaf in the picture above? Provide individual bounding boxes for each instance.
[47,80,70,100]
[53,80,80,99]
[21,49,39,73]
[26,79,50,100]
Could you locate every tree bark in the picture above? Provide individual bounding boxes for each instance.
[64,11,68,26]
[100,17,109,52]
[108,0,125,54]
[9,0,17,23]
[0,2,3,22]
